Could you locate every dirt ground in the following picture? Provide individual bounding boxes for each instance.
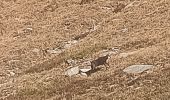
[0,0,170,100]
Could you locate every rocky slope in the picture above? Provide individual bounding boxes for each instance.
[0,0,170,100]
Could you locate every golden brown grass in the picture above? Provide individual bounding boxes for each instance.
[0,0,170,100]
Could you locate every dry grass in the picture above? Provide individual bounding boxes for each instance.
[0,0,170,100]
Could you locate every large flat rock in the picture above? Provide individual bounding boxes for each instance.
[123,65,153,74]
[65,66,80,77]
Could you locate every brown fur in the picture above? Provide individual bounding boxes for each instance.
[91,54,110,70]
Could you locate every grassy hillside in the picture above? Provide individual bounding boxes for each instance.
[0,0,170,100]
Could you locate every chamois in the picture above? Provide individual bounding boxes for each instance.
[91,54,110,70]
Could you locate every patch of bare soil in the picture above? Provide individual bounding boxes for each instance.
[0,0,170,100]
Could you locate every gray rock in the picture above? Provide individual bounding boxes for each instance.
[80,72,88,76]
[123,65,153,74]
[79,68,91,73]
[25,27,33,31]
[79,60,92,73]
[121,28,128,33]
[9,71,15,76]
[66,59,77,66]
[65,66,80,77]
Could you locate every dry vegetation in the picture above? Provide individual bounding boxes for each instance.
[0,0,170,100]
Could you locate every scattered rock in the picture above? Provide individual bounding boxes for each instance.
[25,27,33,31]
[123,65,153,74]
[65,66,80,77]
[23,27,33,33]
[80,72,88,76]
[80,68,91,73]
[7,70,15,76]
[64,47,120,77]
[65,59,77,66]
[121,28,128,33]
[110,47,120,52]
[9,71,15,76]
[80,60,91,66]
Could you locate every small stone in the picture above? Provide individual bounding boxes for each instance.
[80,68,91,73]
[23,27,33,33]
[80,72,88,76]
[110,47,120,52]
[7,70,15,76]
[65,66,80,77]
[9,71,15,76]
[121,28,128,33]
[66,59,77,65]
[123,65,153,74]
[26,28,33,30]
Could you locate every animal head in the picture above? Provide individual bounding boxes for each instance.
[105,53,111,59]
